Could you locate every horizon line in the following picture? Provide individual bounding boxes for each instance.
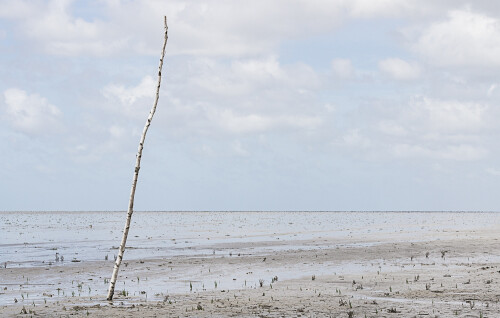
[0,210,498,213]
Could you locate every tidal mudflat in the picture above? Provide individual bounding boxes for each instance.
[1,211,499,317]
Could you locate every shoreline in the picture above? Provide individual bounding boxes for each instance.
[2,211,499,316]
[2,228,500,317]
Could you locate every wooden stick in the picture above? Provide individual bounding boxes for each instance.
[107,16,168,301]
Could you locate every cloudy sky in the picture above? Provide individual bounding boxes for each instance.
[1,0,500,211]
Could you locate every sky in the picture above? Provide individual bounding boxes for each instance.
[1,0,500,211]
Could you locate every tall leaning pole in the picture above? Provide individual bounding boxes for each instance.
[107,16,168,301]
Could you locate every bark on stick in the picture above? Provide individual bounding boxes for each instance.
[107,16,168,301]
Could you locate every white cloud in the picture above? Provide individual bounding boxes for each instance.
[340,129,371,149]
[232,56,285,82]
[109,125,126,138]
[138,1,346,57]
[378,58,420,80]
[4,0,493,61]
[331,58,354,79]
[0,0,346,57]
[347,0,419,18]
[374,97,487,139]
[487,84,498,96]
[411,97,486,132]
[414,9,500,67]
[188,56,320,98]
[102,76,155,117]
[98,56,324,144]
[4,0,439,59]
[0,0,41,19]
[209,109,322,134]
[2,88,62,135]
[340,96,491,162]
[8,0,125,56]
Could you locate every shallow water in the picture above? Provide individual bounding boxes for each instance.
[1,211,499,305]
[1,211,498,267]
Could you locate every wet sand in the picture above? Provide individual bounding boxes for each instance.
[1,217,499,317]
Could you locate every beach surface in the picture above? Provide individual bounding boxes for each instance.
[1,211,499,317]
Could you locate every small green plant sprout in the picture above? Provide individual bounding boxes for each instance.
[214,281,217,288]
[190,282,192,291]
[197,303,203,310]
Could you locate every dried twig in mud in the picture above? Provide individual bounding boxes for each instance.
[107,16,169,301]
